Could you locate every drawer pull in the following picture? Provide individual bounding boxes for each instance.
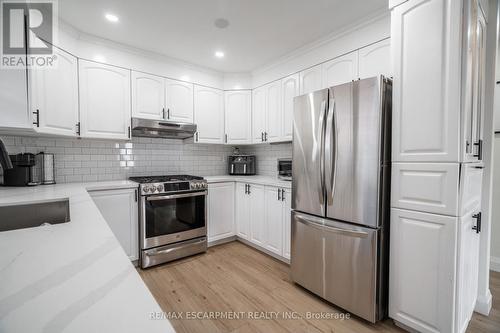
[472,212,482,234]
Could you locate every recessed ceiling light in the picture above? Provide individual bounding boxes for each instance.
[215,51,225,58]
[105,13,119,23]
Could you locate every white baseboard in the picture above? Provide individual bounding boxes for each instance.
[475,289,492,316]
[490,256,500,272]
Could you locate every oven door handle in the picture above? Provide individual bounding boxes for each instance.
[146,190,207,201]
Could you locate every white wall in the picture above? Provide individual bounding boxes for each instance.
[251,12,390,87]
[56,21,225,89]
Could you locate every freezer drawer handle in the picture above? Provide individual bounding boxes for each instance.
[295,215,369,238]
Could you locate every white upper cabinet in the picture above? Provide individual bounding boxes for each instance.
[30,48,79,137]
[79,60,131,140]
[224,90,252,144]
[265,80,282,143]
[281,74,299,141]
[321,52,358,88]
[300,64,322,94]
[131,71,165,120]
[391,0,461,162]
[358,39,392,79]
[165,79,194,123]
[252,86,266,143]
[193,85,224,144]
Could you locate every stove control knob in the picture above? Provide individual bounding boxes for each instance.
[142,186,150,194]
[203,183,208,189]
[156,184,164,192]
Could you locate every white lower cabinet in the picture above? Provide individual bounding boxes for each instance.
[235,183,250,239]
[456,207,481,333]
[249,184,266,246]
[390,206,483,333]
[389,208,458,333]
[234,183,291,260]
[89,188,139,261]
[282,189,291,259]
[207,182,235,242]
[265,186,284,256]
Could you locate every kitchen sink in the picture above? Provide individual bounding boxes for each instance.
[0,199,70,232]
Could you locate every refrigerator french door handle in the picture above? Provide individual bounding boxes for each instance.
[318,99,327,206]
[295,214,368,238]
[324,95,336,206]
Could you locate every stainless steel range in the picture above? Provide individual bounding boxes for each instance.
[129,175,208,269]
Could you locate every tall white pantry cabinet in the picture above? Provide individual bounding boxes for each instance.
[389,1,487,333]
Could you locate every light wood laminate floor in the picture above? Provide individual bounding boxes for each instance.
[139,241,500,333]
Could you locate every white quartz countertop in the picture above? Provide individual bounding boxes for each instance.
[204,175,292,188]
[0,181,174,333]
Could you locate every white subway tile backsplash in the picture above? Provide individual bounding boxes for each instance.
[0,135,292,183]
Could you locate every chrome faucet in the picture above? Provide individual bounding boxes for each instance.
[0,139,13,170]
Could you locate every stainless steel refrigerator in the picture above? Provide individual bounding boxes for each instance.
[291,76,392,323]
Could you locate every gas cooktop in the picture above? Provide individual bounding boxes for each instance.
[129,175,207,195]
[129,175,203,184]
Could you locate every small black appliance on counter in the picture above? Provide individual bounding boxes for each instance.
[2,153,41,186]
[228,155,256,175]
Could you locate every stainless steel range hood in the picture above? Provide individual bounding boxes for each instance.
[131,118,197,139]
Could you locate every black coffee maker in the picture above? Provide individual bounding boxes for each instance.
[3,153,41,186]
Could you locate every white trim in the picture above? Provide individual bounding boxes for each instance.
[490,256,500,272]
[474,289,493,315]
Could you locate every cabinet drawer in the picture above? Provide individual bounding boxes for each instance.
[391,163,459,215]
[458,164,483,216]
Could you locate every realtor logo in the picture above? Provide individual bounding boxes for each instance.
[1,0,57,68]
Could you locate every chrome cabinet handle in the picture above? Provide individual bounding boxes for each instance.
[247,184,251,194]
[162,107,166,119]
[281,189,285,201]
[278,188,281,200]
[261,132,264,142]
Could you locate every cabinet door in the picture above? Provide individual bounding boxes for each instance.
[282,189,291,259]
[165,79,194,123]
[265,81,282,143]
[236,183,250,239]
[79,60,131,140]
[194,85,224,144]
[321,52,358,88]
[131,71,165,120]
[252,86,266,143]
[90,188,139,261]
[208,182,234,242]
[225,90,252,144]
[391,0,461,162]
[249,184,265,246]
[462,1,486,162]
[456,208,481,333]
[264,186,283,256]
[281,74,299,141]
[389,208,457,333]
[30,48,78,136]
[299,64,322,94]
[358,39,391,79]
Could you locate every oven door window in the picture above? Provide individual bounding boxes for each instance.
[145,193,205,238]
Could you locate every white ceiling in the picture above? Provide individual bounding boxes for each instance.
[59,0,388,73]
